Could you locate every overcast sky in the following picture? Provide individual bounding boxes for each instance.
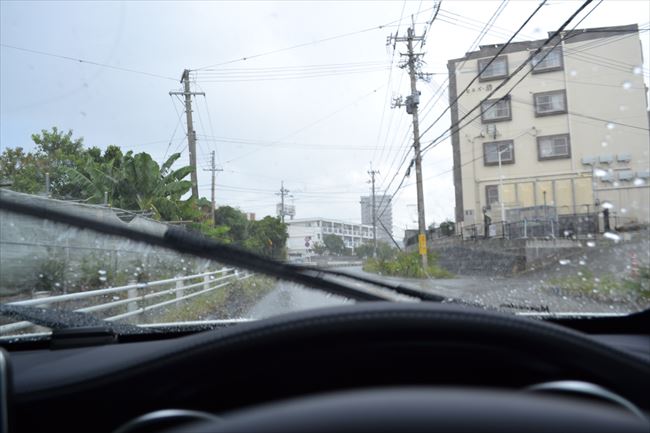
[2,0,649,239]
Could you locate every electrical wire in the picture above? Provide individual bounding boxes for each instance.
[0,43,177,81]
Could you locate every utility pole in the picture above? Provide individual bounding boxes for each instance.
[368,168,379,258]
[170,69,205,200]
[277,181,290,223]
[389,19,428,269]
[203,150,223,224]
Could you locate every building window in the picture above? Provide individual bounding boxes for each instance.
[537,134,571,160]
[483,140,514,166]
[534,90,567,116]
[531,47,563,73]
[478,56,508,81]
[485,185,499,207]
[481,97,511,123]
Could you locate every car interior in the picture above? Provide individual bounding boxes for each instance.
[2,301,649,433]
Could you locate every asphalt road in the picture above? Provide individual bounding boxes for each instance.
[247,232,649,318]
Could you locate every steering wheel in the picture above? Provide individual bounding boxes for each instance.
[147,302,649,432]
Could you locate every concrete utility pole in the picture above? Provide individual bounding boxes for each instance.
[277,181,290,223]
[203,150,223,224]
[389,20,428,269]
[368,168,379,258]
[170,69,205,200]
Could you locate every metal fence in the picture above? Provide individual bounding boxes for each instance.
[460,213,602,241]
[0,268,251,335]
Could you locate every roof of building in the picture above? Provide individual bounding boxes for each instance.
[448,23,639,66]
[287,217,371,227]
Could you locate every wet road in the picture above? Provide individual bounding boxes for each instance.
[247,258,647,319]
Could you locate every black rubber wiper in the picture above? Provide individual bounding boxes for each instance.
[0,192,392,302]
[0,304,145,335]
[292,267,447,302]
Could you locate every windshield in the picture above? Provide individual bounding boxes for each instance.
[1,0,649,340]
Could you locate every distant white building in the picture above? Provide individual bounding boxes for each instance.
[286,218,373,259]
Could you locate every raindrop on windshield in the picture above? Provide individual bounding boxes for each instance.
[559,259,571,265]
[633,65,643,75]
[586,241,596,247]
[633,178,645,186]
[579,260,586,265]
[603,232,621,242]
[569,70,577,77]
[54,282,60,288]
[606,122,615,130]
[601,201,614,210]
[38,274,44,278]
[98,270,107,275]
[182,267,187,271]
[99,276,107,282]
[112,296,119,301]
[620,208,627,214]
[594,168,608,177]
[601,141,608,147]
[622,80,632,90]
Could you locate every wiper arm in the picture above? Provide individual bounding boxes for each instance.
[0,192,390,302]
[293,267,447,302]
[0,304,145,335]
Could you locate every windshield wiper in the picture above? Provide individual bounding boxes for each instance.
[292,267,447,302]
[0,192,397,302]
[0,304,146,337]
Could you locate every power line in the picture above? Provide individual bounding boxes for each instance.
[193,6,437,71]
[421,0,596,155]
[418,0,548,143]
[0,43,177,81]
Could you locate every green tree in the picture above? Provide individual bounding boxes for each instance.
[439,220,456,236]
[214,206,249,243]
[245,216,288,259]
[355,243,374,259]
[312,242,327,255]
[323,234,345,256]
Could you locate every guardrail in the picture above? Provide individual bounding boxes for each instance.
[0,268,251,334]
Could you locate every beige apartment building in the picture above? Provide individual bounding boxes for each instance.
[447,24,649,237]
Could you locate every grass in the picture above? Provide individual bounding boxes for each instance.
[363,251,453,279]
[546,265,650,302]
[151,275,276,322]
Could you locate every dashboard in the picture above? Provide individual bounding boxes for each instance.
[2,303,650,433]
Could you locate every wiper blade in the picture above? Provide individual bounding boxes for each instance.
[293,267,447,302]
[0,304,145,334]
[0,191,390,302]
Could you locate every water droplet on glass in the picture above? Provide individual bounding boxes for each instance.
[133,273,138,277]
[559,259,571,265]
[594,278,600,283]
[606,122,615,130]
[99,276,107,282]
[601,141,608,147]
[135,267,141,272]
[633,178,645,186]
[39,274,44,278]
[54,283,60,288]
[594,168,607,177]
[112,296,119,300]
[601,201,614,210]
[586,241,596,247]
[620,208,627,214]
[579,260,586,265]
[9,222,14,227]
[569,70,577,77]
[98,269,107,275]
[603,232,620,242]
[632,65,642,75]
[562,296,568,300]
[622,80,632,90]
[592,289,599,293]
[578,271,583,276]
[619,105,627,112]
[182,267,187,271]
